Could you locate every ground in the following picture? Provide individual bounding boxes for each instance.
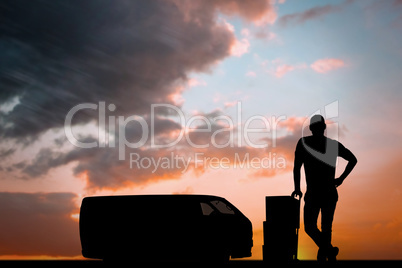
[0,260,401,267]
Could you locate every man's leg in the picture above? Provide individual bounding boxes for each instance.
[303,201,321,247]
[321,200,338,261]
[321,200,337,250]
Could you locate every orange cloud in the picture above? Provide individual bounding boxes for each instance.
[174,0,277,26]
[14,113,306,191]
[211,0,277,25]
[310,58,345,73]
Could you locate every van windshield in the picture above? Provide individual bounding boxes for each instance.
[200,202,214,215]
[210,200,235,215]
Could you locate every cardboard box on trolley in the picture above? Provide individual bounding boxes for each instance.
[263,196,301,262]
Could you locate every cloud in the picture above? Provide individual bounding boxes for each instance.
[278,4,342,27]
[0,0,275,142]
[177,0,277,25]
[223,21,250,57]
[310,58,345,73]
[187,78,207,88]
[246,71,257,77]
[0,0,270,182]
[0,192,80,257]
[263,57,344,78]
[18,116,189,189]
[15,113,306,190]
[0,0,280,191]
[274,64,295,78]
[15,113,347,190]
[254,28,277,40]
[0,0,248,142]
[230,38,250,57]
[273,63,307,78]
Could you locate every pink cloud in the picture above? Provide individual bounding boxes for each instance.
[310,58,345,73]
[224,101,238,108]
[211,0,277,25]
[187,78,207,87]
[223,20,250,57]
[274,63,307,78]
[230,37,250,57]
[275,64,295,78]
[246,71,257,77]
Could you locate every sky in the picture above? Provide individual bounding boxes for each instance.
[1,0,402,260]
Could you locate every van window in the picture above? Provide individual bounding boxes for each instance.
[210,200,235,215]
[200,202,214,215]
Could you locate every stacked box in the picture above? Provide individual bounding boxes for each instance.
[262,196,300,262]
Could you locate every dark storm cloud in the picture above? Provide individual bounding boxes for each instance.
[0,0,235,141]
[1,0,279,189]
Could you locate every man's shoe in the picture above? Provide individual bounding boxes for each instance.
[327,246,339,262]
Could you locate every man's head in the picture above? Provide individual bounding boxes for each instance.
[309,114,326,136]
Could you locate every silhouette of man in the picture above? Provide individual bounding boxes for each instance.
[291,115,357,262]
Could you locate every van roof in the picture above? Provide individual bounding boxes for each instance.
[83,194,226,201]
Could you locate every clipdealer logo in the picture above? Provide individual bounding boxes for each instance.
[64,101,339,172]
[64,102,286,158]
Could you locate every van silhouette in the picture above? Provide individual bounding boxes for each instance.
[79,194,253,262]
